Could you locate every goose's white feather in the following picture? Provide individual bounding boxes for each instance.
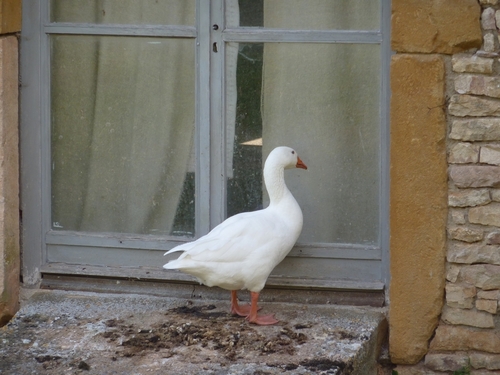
[163,146,305,293]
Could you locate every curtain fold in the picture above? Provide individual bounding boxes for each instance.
[261,0,381,244]
[51,1,195,235]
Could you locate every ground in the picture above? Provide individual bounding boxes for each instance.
[0,290,387,374]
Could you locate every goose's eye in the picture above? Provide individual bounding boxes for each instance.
[291,150,295,154]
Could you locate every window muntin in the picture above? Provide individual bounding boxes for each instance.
[229,0,381,30]
[50,0,195,26]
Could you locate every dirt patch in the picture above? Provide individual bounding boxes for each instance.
[300,358,354,373]
[102,304,309,361]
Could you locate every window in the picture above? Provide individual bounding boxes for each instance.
[21,0,390,293]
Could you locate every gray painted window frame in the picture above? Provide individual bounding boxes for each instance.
[20,0,391,292]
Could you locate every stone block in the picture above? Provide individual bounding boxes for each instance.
[448,227,484,243]
[449,189,490,207]
[471,369,500,375]
[452,54,494,74]
[478,290,500,300]
[470,352,500,370]
[447,264,462,282]
[390,54,447,365]
[445,282,477,309]
[459,264,500,290]
[0,35,20,326]
[480,0,499,5]
[492,190,500,203]
[487,232,500,245]
[455,75,500,99]
[442,306,495,328]
[450,118,500,141]
[449,95,500,117]
[482,7,497,30]
[430,325,500,353]
[469,203,500,227]
[424,352,469,372]
[0,0,22,34]
[450,165,500,188]
[481,145,500,165]
[392,0,482,54]
[450,209,467,225]
[476,298,498,314]
[449,142,480,163]
[483,32,497,53]
[447,243,500,265]
[391,365,441,375]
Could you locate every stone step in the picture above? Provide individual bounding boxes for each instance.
[0,290,387,374]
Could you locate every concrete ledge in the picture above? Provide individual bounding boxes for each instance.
[0,290,388,374]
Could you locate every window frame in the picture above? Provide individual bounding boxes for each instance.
[20,0,391,292]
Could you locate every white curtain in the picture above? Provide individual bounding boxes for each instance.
[261,0,381,244]
[51,1,195,235]
[51,0,382,244]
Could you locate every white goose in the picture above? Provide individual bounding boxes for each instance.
[163,146,307,325]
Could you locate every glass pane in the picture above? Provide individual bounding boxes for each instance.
[51,0,195,25]
[226,42,380,245]
[226,0,381,30]
[51,35,196,237]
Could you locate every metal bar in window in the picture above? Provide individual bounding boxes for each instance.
[209,0,227,228]
[290,245,381,260]
[45,230,381,260]
[222,28,382,44]
[41,0,52,269]
[39,263,386,293]
[195,0,211,236]
[380,0,392,289]
[44,23,197,38]
[20,0,46,285]
[45,230,189,251]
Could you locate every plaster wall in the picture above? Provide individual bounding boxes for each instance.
[0,0,20,326]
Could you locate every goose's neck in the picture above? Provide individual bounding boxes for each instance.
[264,163,288,205]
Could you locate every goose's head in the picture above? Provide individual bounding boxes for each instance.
[267,146,308,170]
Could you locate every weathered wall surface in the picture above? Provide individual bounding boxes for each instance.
[0,0,20,326]
[389,53,448,364]
[0,0,21,34]
[392,0,500,373]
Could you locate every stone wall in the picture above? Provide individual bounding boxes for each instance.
[394,0,500,374]
[389,0,482,366]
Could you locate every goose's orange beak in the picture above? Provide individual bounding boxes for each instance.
[296,157,308,170]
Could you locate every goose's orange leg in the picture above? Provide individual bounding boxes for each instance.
[230,290,252,316]
[246,291,279,325]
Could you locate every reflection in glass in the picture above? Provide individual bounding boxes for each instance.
[51,0,195,25]
[51,35,195,236]
[228,0,380,30]
[226,44,264,218]
[226,42,380,245]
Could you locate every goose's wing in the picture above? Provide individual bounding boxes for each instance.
[164,210,284,264]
